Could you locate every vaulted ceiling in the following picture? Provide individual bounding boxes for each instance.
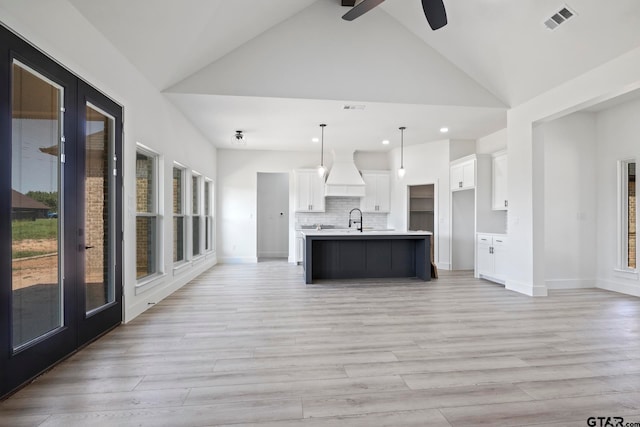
[69,0,640,152]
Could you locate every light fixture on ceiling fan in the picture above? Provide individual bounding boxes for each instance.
[342,0,447,31]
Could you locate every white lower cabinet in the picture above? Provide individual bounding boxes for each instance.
[476,233,507,284]
[295,232,304,264]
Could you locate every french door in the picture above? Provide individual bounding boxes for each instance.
[0,25,123,398]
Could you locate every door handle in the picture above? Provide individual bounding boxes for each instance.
[85,245,94,249]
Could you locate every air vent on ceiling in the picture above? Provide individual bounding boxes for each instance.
[342,104,366,110]
[543,5,576,30]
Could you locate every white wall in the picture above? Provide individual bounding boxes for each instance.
[596,98,640,296]
[540,113,598,289]
[388,140,451,269]
[0,0,218,322]
[217,149,319,263]
[506,45,640,296]
[477,129,507,154]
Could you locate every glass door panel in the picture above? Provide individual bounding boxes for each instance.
[84,104,115,314]
[11,61,63,350]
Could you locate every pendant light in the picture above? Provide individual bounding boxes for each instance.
[318,123,327,178]
[398,126,406,178]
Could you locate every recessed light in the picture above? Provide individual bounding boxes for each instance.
[382,139,390,145]
[312,137,319,143]
[440,127,449,133]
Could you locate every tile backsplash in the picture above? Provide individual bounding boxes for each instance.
[295,197,389,229]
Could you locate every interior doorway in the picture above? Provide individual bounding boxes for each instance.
[257,173,289,261]
[408,184,436,268]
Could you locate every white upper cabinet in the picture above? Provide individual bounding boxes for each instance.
[492,151,508,210]
[360,171,390,213]
[295,169,325,212]
[450,156,476,191]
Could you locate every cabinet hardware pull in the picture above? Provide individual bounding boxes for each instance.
[459,181,462,188]
[505,200,508,207]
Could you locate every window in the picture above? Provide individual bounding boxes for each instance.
[136,147,160,280]
[620,160,637,271]
[192,173,202,257]
[173,165,186,263]
[205,179,214,252]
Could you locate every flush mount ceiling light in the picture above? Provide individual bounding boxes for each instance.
[312,137,319,143]
[440,127,449,133]
[382,139,390,145]
[318,124,327,178]
[398,126,406,179]
[231,130,246,146]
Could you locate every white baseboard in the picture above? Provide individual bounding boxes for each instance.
[437,262,451,271]
[219,257,258,264]
[597,279,640,297]
[257,251,288,258]
[546,278,596,289]
[506,279,548,296]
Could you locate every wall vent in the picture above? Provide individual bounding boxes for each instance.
[342,104,365,110]
[543,5,576,30]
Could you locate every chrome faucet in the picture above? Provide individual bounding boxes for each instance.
[348,208,363,232]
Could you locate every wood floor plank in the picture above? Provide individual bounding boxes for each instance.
[1,262,639,426]
[438,393,640,427]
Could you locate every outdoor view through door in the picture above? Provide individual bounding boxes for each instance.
[84,104,116,314]
[11,61,63,350]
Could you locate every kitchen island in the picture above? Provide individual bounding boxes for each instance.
[301,230,432,284]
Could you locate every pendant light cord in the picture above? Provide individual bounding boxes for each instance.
[399,126,406,168]
[320,124,326,167]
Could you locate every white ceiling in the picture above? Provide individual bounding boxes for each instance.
[68,0,640,153]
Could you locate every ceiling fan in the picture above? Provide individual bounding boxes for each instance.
[342,0,447,30]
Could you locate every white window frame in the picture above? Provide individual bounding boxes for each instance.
[135,143,164,288]
[172,163,187,266]
[191,171,203,259]
[617,159,637,274]
[204,178,215,253]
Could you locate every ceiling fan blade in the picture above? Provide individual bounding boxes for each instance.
[342,0,386,21]
[421,0,447,30]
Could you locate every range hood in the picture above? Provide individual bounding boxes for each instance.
[325,150,365,197]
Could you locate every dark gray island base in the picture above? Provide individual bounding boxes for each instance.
[302,232,431,284]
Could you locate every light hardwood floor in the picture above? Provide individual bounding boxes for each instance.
[2,262,640,426]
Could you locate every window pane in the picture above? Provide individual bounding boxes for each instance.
[192,176,199,214]
[85,104,115,313]
[205,216,211,251]
[136,152,154,213]
[136,216,156,279]
[628,162,636,269]
[193,216,200,256]
[204,181,210,216]
[173,216,184,262]
[173,168,182,214]
[11,62,63,349]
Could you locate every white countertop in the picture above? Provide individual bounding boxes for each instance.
[301,230,432,237]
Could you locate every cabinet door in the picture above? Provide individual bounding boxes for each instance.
[309,173,325,212]
[375,174,390,212]
[296,236,304,263]
[492,154,508,210]
[360,173,378,212]
[492,237,508,280]
[462,160,475,189]
[476,235,493,276]
[295,172,312,212]
[450,164,464,191]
